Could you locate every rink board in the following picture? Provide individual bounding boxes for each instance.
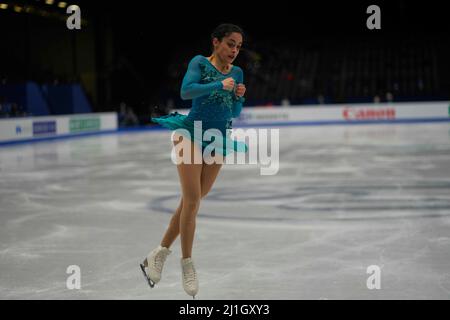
[176,101,450,126]
[1,102,449,145]
[0,112,117,144]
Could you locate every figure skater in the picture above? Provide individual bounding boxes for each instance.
[140,23,248,298]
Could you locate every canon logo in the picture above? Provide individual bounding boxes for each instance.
[342,107,396,120]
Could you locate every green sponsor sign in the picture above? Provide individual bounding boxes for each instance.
[70,117,101,133]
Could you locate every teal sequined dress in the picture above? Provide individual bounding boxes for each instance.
[151,55,248,156]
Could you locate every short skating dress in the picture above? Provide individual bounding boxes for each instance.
[151,55,248,156]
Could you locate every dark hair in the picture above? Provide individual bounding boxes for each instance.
[211,23,245,42]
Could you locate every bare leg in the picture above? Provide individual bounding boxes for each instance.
[164,132,203,259]
[160,197,183,249]
[199,159,223,200]
[177,148,203,258]
[157,133,224,259]
[158,159,223,247]
[159,160,222,246]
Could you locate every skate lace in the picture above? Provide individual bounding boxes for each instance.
[152,251,168,272]
[183,263,197,285]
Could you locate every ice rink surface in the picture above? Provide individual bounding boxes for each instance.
[1,122,450,299]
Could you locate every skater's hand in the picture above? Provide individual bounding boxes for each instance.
[235,83,246,97]
[221,77,235,91]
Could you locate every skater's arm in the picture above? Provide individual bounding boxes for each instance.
[232,68,245,118]
[232,96,245,118]
[180,56,223,100]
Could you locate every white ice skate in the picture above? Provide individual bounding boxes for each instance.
[181,257,199,299]
[140,245,171,288]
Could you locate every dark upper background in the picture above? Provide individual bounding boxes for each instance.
[1,0,449,122]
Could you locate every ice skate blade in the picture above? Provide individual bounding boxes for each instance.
[139,263,155,288]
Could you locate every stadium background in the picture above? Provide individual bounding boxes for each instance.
[1,0,450,301]
[1,0,449,124]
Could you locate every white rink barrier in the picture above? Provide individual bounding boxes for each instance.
[176,101,450,126]
[0,112,118,144]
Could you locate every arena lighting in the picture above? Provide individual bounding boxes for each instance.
[14,5,23,12]
[58,2,67,8]
[45,0,54,5]
[0,3,8,9]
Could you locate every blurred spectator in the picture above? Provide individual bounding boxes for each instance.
[0,96,7,118]
[118,101,139,127]
[317,94,325,104]
[10,103,19,117]
[373,95,381,103]
[150,104,167,119]
[9,103,28,117]
[0,99,29,118]
[166,98,175,113]
[281,97,291,106]
[386,92,394,103]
